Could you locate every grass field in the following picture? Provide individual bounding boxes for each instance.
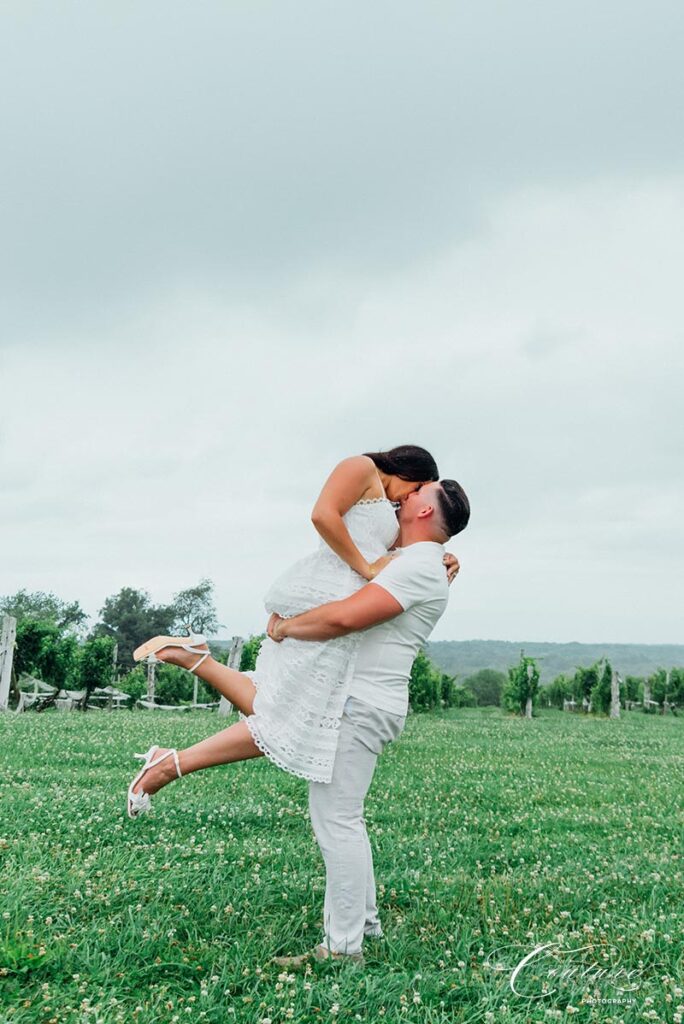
[0,707,682,1024]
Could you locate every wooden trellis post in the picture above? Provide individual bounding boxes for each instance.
[610,670,621,719]
[663,669,671,714]
[525,663,534,720]
[0,615,17,712]
[218,636,244,717]
[147,654,158,703]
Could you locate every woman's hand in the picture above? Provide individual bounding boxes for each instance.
[363,553,397,580]
[267,612,287,642]
[443,552,460,584]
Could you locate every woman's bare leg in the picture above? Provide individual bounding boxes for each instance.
[155,643,257,715]
[131,721,263,798]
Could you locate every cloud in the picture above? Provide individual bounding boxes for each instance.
[2,0,683,339]
[2,175,682,642]
[2,1,682,644]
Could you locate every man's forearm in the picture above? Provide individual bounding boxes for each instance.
[277,602,351,641]
[270,581,404,643]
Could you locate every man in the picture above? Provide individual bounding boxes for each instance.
[268,478,470,966]
[127,478,469,963]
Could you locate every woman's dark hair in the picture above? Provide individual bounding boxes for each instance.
[363,445,439,482]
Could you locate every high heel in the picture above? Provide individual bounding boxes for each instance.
[132,624,211,676]
[127,745,182,819]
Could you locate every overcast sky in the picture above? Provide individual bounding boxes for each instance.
[1,1,683,644]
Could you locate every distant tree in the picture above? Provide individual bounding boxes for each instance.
[623,675,643,703]
[155,664,194,705]
[668,668,684,707]
[543,673,571,709]
[14,620,79,689]
[451,682,477,708]
[91,587,175,670]
[409,650,439,710]
[240,635,265,672]
[40,632,80,691]
[438,672,470,707]
[440,672,456,707]
[77,636,116,702]
[503,653,540,717]
[572,665,600,709]
[14,620,59,680]
[590,660,613,715]
[648,668,668,706]
[148,662,215,706]
[170,578,223,636]
[462,668,506,706]
[0,589,88,635]
[407,650,461,711]
[117,666,147,702]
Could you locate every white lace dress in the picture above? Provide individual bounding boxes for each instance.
[242,497,400,783]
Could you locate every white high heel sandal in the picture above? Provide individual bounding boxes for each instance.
[127,745,182,819]
[132,624,211,676]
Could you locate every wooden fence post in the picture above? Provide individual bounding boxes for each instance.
[218,637,244,717]
[147,655,157,704]
[663,670,671,714]
[610,670,620,719]
[0,615,17,712]
[524,666,533,719]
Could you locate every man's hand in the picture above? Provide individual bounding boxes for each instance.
[267,612,287,642]
[443,551,460,585]
[363,552,397,580]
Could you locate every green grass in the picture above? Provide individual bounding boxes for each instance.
[0,707,682,1024]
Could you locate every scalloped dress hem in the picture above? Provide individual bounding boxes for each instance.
[243,712,334,784]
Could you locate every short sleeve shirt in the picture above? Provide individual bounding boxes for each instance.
[346,541,449,716]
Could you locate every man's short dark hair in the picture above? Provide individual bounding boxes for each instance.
[435,479,470,538]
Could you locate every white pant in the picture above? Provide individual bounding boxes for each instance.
[308,695,407,955]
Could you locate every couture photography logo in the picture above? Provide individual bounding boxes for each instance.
[483,940,662,1005]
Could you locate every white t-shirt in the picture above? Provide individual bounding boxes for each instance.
[346,541,449,716]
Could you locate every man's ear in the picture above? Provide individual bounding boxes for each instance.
[416,504,434,520]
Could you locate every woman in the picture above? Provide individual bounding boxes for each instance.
[128,445,455,817]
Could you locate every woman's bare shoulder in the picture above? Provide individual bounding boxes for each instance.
[314,455,379,506]
[334,454,376,475]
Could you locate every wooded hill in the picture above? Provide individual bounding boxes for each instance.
[426,640,684,683]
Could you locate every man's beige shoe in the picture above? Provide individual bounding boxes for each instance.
[272,944,364,968]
